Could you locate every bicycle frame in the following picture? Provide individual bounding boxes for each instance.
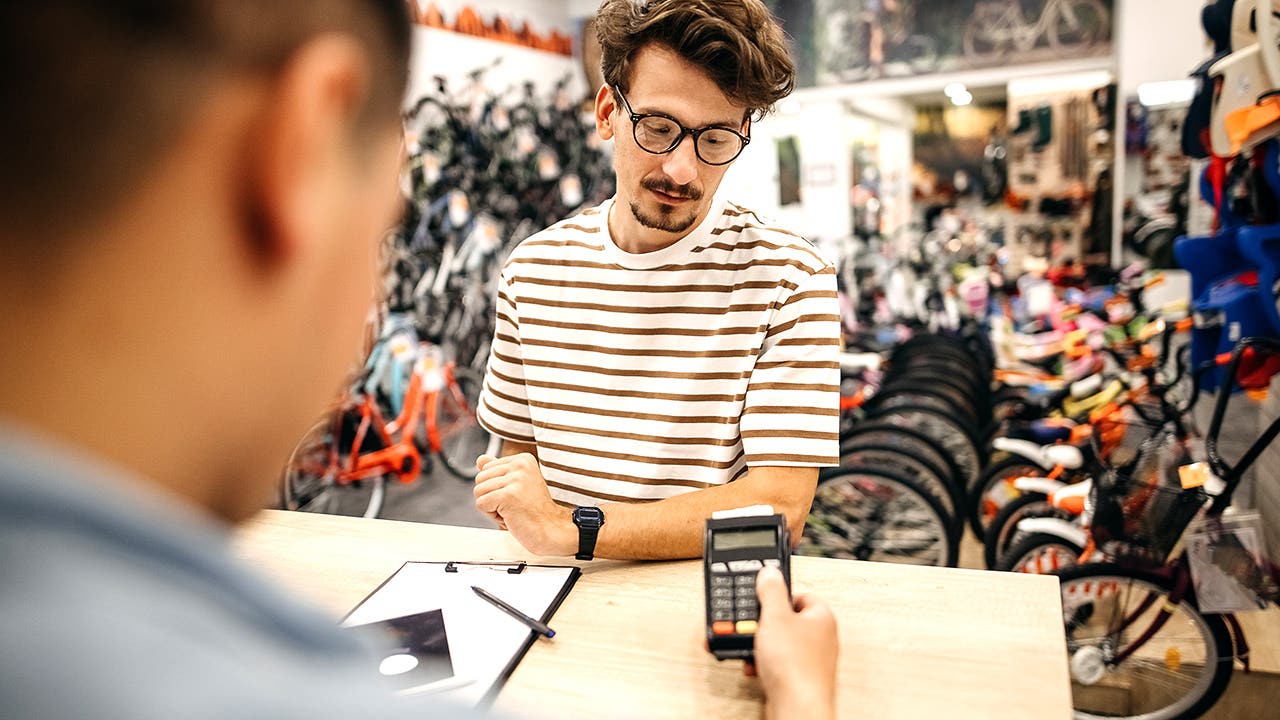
[1082,337,1280,674]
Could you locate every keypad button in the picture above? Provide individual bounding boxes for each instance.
[735,620,758,635]
[711,598,734,610]
[735,585,756,597]
[711,576,733,588]
[711,587,733,599]
[712,621,736,635]
[763,558,781,568]
[735,609,758,622]
[733,574,755,586]
[728,559,763,573]
[711,562,730,574]
[712,610,734,622]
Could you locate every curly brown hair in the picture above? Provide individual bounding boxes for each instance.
[594,0,796,117]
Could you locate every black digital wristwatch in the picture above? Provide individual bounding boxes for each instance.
[572,506,605,560]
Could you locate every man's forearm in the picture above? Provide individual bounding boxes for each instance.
[500,440,537,458]
[590,467,817,560]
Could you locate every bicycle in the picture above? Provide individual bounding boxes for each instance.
[280,318,489,518]
[1049,336,1280,719]
[963,0,1110,61]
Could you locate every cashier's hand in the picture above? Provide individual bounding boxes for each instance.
[474,454,575,556]
[751,566,838,720]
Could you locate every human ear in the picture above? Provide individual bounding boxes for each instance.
[594,84,616,141]
[243,35,371,266]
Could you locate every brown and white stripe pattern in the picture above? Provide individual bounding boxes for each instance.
[477,197,840,507]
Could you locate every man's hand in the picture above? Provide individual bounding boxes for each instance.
[751,566,838,720]
[473,453,575,556]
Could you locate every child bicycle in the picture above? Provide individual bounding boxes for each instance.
[1049,336,1280,720]
[280,316,489,518]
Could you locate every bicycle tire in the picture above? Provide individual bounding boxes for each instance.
[280,419,387,519]
[841,421,965,496]
[433,365,490,481]
[1055,563,1234,720]
[868,386,979,431]
[996,531,1083,574]
[982,491,1070,569]
[839,443,963,539]
[1046,0,1109,50]
[867,404,984,490]
[967,455,1047,537]
[872,379,981,428]
[888,349,989,392]
[802,465,958,567]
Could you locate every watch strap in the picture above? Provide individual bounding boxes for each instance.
[575,523,600,561]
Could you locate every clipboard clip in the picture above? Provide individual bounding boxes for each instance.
[444,560,527,574]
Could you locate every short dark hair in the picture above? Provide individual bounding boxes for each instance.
[0,0,411,239]
[594,0,795,117]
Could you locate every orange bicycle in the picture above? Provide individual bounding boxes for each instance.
[280,319,489,518]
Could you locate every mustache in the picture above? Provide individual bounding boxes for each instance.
[641,177,702,201]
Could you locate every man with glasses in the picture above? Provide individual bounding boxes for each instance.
[474,0,841,569]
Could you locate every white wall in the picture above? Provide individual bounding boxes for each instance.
[1115,0,1211,98]
[406,27,586,103]
[1111,0,1212,260]
[408,0,571,29]
[717,95,914,242]
[404,0,584,104]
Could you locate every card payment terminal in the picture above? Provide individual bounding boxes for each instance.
[704,507,791,661]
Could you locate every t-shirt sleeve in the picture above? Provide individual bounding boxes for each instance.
[476,271,536,444]
[740,265,841,467]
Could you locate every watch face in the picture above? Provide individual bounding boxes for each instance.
[573,506,605,528]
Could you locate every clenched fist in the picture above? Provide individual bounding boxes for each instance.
[473,453,576,556]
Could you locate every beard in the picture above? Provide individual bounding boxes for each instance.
[630,176,703,234]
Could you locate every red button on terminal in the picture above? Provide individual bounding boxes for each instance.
[712,621,736,635]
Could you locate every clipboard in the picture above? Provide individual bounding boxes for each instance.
[340,560,580,708]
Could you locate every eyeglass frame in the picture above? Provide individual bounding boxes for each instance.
[612,87,751,167]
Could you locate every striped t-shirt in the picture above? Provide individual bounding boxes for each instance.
[476,195,840,507]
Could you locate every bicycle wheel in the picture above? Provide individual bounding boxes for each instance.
[868,404,984,491]
[841,422,965,495]
[800,466,958,567]
[1047,0,1109,50]
[997,531,1083,574]
[968,456,1047,537]
[840,442,963,536]
[279,419,387,519]
[1056,564,1234,720]
[982,491,1070,569]
[433,365,490,481]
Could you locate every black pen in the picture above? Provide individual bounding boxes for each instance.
[471,585,556,638]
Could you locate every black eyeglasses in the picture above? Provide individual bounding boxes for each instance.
[614,88,750,166]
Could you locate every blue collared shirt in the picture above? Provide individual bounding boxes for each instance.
[0,421,485,719]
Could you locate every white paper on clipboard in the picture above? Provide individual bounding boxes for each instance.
[341,561,579,708]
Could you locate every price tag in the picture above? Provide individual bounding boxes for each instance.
[538,149,560,180]
[1178,462,1211,490]
[390,336,416,362]
[417,346,446,392]
[467,215,501,254]
[1024,280,1053,317]
[515,127,537,158]
[491,105,511,133]
[560,174,583,207]
[448,190,471,228]
[421,152,442,185]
